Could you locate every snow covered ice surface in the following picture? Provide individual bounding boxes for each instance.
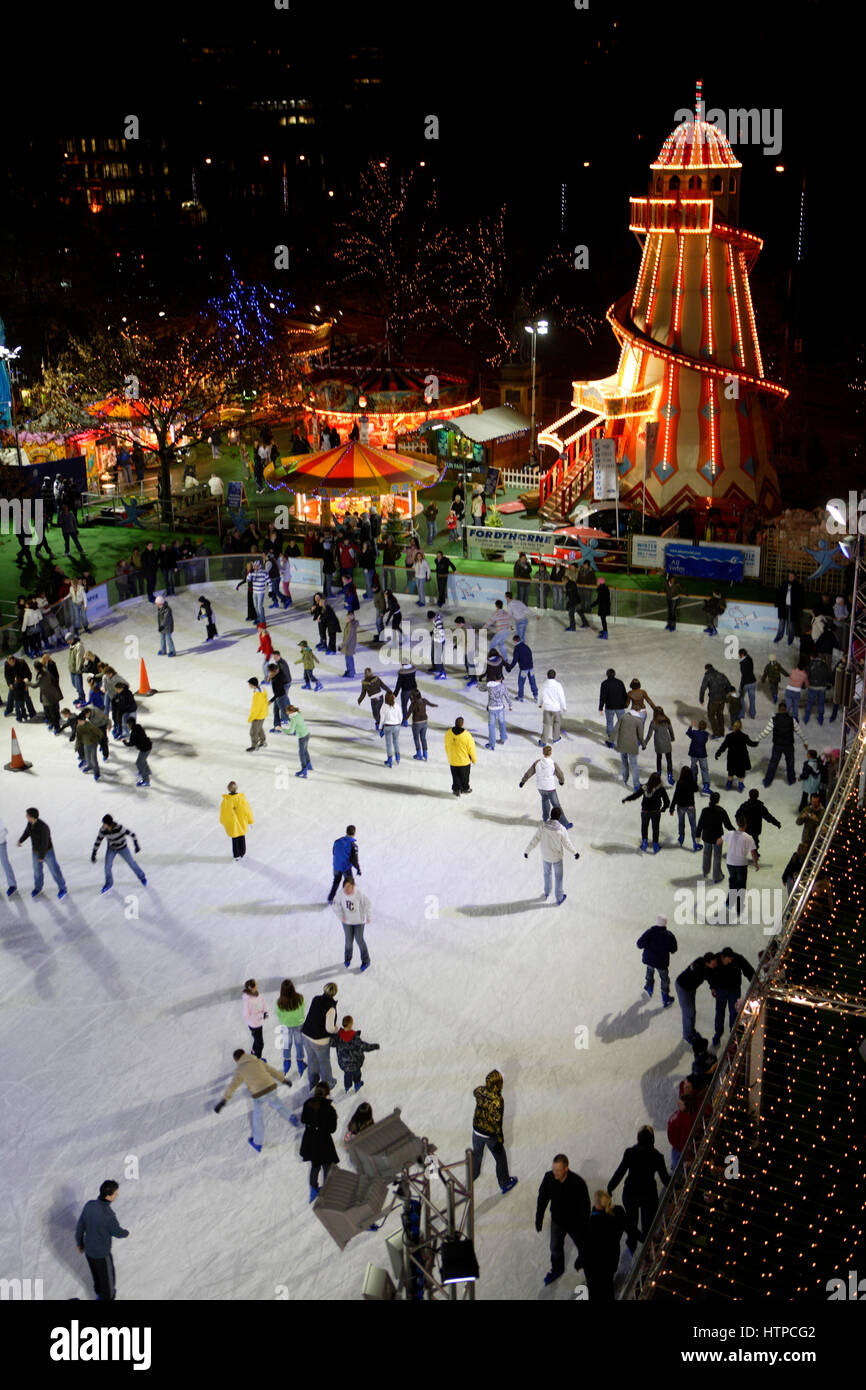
[0,585,831,1301]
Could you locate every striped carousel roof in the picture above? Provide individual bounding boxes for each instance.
[270,440,439,494]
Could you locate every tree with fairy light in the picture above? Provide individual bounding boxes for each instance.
[331,160,475,358]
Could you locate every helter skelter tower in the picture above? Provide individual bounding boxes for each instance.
[539,86,787,522]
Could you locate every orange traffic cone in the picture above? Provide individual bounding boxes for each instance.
[4,727,33,772]
[137,659,155,697]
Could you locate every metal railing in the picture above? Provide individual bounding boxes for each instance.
[621,723,866,1299]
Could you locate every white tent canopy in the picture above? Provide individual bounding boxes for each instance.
[433,406,530,443]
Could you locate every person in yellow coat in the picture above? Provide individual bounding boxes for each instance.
[220,781,254,861]
[247,677,268,751]
[444,716,477,797]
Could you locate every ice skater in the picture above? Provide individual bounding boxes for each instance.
[242,979,268,1060]
[470,1070,518,1194]
[75,1180,129,1301]
[18,808,67,899]
[409,688,436,760]
[298,640,323,691]
[537,669,567,745]
[393,661,419,725]
[607,1127,671,1253]
[524,806,579,905]
[246,677,268,750]
[484,672,511,749]
[220,781,254,860]
[636,915,678,1005]
[123,715,152,787]
[284,704,312,776]
[622,772,671,853]
[686,719,711,794]
[275,980,307,1077]
[332,1014,380,1094]
[715,720,759,792]
[155,595,175,657]
[197,596,218,641]
[426,610,447,678]
[92,816,146,892]
[668,765,700,850]
[332,875,372,971]
[535,1154,591,1286]
[257,622,274,681]
[341,610,358,678]
[329,825,361,903]
[445,716,476,795]
[644,706,675,784]
[506,633,538,700]
[357,668,390,731]
[518,746,572,825]
[300,1084,339,1201]
[213,1048,296,1154]
[381,691,402,765]
[301,983,339,1089]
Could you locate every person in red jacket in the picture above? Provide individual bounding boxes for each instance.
[667,1095,696,1170]
[257,623,274,682]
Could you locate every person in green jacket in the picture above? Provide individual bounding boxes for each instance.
[298,641,323,692]
[275,979,307,1077]
[285,705,312,777]
[75,710,103,781]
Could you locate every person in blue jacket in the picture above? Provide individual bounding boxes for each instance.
[505,635,538,700]
[686,719,711,793]
[328,824,360,904]
[75,1179,130,1301]
[636,914,678,1006]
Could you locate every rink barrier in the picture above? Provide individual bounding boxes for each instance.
[620,724,866,1300]
[1,552,812,653]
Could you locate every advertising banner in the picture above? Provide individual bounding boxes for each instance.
[592,438,617,500]
[631,533,761,579]
[665,543,745,581]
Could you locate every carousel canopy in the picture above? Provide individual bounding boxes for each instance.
[270,440,439,495]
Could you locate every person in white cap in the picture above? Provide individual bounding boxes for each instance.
[155,595,175,657]
[635,915,678,1006]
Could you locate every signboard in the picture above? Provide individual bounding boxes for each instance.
[226,480,244,511]
[644,422,659,477]
[84,583,110,621]
[359,416,369,445]
[665,543,745,582]
[483,467,499,498]
[631,533,760,579]
[467,525,568,552]
[592,438,618,500]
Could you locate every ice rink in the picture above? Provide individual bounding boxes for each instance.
[0,583,833,1300]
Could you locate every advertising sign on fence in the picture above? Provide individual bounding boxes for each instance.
[665,543,745,582]
[631,533,761,579]
[467,526,568,552]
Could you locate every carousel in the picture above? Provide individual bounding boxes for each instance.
[266,439,441,532]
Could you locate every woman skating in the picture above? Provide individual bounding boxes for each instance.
[669,765,700,850]
[300,1083,339,1202]
[409,688,437,761]
[220,781,254,861]
[242,979,268,1060]
[623,771,671,853]
[578,1191,628,1300]
[358,668,390,732]
[607,1125,671,1253]
[715,720,759,792]
[381,691,402,766]
[197,596,218,641]
[644,706,675,784]
[275,979,306,1078]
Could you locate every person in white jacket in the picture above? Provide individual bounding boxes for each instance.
[242,979,268,1059]
[0,818,17,898]
[332,876,372,971]
[524,807,579,905]
[518,747,573,826]
[413,552,431,608]
[538,669,567,745]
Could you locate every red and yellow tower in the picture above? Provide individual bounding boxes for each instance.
[540,88,787,522]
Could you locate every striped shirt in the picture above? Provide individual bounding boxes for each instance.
[251,567,269,595]
[488,610,513,634]
[430,613,445,646]
[93,822,138,856]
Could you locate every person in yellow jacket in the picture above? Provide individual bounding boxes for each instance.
[220,781,254,861]
[247,677,268,750]
[444,716,477,796]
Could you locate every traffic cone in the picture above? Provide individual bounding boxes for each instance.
[137,659,155,697]
[4,727,33,772]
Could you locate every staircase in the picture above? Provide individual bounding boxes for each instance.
[538,453,592,525]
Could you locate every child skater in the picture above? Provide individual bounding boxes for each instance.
[197,596,218,641]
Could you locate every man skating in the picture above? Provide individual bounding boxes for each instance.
[332,876,372,971]
[246,677,268,750]
[537,669,567,745]
[75,1180,129,1300]
[328,825,360,903]
[18,808,67,899]
[213,1049,297,1153]
[155,595,175,657]
[524,807,579,905]
[92,816,147,893]
[470,1069,518,1194]
[518,746,572,825]
[536,1154,590,1286]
